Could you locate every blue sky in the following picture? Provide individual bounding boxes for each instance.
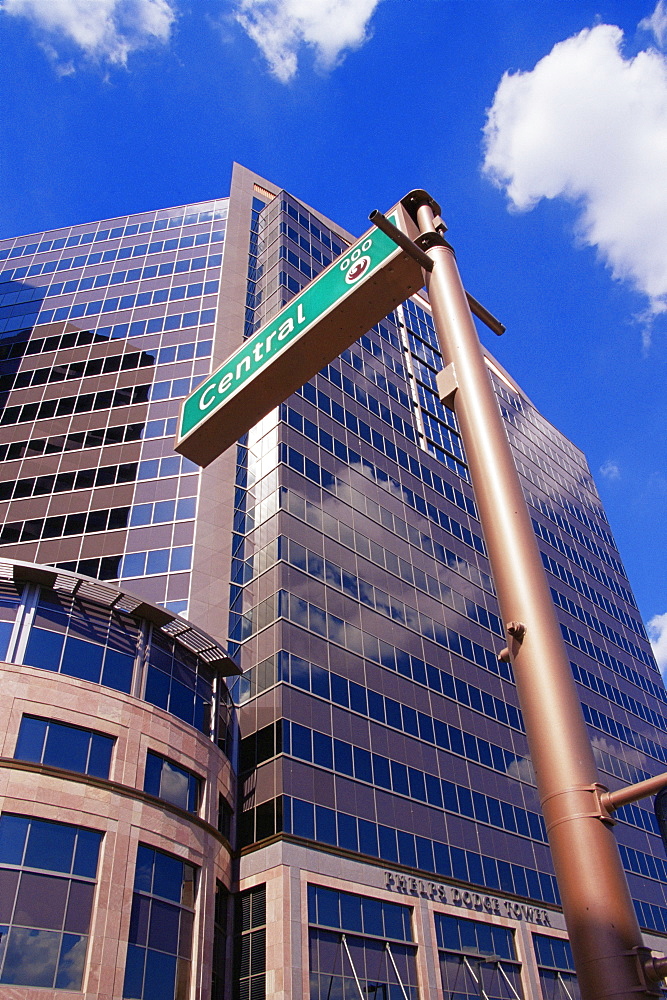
[1,0,666,663]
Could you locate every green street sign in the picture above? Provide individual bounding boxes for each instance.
[175,203,424,466]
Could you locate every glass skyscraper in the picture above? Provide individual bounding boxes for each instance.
[0,162,665,999]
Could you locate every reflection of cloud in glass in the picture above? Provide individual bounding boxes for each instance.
[55,933,86,990]
[134,847,153,893]
[0,925,8,972]
[1,926,60,987]
[161,761,189,810]
[591,734,644,771]
[325,613,346,646]
[506,756,536,785]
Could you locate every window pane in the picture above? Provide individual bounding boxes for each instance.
[72,829,102,878]
[187,775,199,813]
[144,752,163,798]
[315,888,339,929]
[144,948,177,1000]
[145,667,170,710]
[13,872,68,929]
[152,852,184,903]
[169,682,194,724]
[123,943,146,998]
[340,893,362,933]
[361,897,383,937]
[23,627,64,671]
[102,648,134,693]
[148,899,180,954]
[43,722,90,773]
[0,816,29,864]
[129,895,151,946]
[135,846,154,893]
[292,799,314,839]
[0,620,14,659]
[476,922,494,956]
[55,932,87,990]
[64,880,95,933]
[0,926,60,986]
[60,636,104,683]
[159,760,190,811]
[181,865,195,910]
[178,909,194,960]
[147,549,170,574]
[0,869,19,922]
[0,923,8,981]
[14,717,47,763]
[87,733,114,779]
[25,819,75,874]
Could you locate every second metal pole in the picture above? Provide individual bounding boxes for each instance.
[406,191,656,1000]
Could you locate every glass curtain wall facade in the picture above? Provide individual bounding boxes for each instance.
[226,167,667,999]
[0,196,226,613]
[0,162,666,998]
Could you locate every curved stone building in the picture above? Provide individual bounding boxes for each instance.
[0,558,237,998]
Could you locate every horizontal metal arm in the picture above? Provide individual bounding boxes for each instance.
[601,771,667,812]
[465,291,506,337]
[644,955,667,984]
[369,209,434,270]
[369,210,505,336]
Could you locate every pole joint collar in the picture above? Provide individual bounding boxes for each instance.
[415,231,456,255]
[542,783,617,832]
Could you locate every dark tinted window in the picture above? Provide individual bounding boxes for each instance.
[14,716,114,779]
[0,814,101,989]
[123,845,196,1000]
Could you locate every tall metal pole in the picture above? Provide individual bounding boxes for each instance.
[404,190,658,1000]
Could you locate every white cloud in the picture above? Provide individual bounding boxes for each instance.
[599,459,621,480]
[1,0,176,66]
[648,612,667,675]
[234,0,383,82]
[482,23,667,317]
[640,0,667,48]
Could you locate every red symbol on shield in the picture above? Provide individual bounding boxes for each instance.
[345,255,371,284]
